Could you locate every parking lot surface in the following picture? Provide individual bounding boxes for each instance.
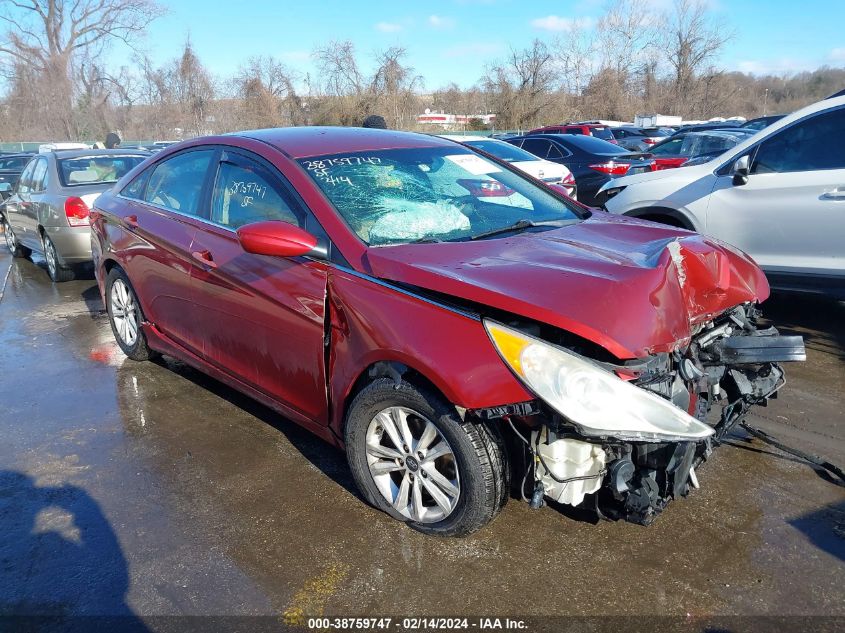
[1,252,843,627]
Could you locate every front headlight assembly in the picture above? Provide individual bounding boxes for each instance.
[602,185,626,200]
[485,320,714,442]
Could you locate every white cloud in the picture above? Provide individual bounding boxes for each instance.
[530,15,594,32]
[736,58,815,75]
[443,42,503,59]
[428,14,456,29]
[829,47,845,62]
[375,21,403,33]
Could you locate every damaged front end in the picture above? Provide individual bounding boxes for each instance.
[483,304,805,525]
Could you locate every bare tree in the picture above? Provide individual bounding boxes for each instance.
[0,0,163,138]
[310,41,423,127]
[232,55,305,129]
[166,42,216,136]
[552,24,596,98]
[482,39,559,130]
[370,47,423,128]
[662,0,732,114]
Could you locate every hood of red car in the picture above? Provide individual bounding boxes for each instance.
[364,211,769,359]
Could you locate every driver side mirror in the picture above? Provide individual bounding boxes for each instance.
[731,155,750,186]
[237,221,321,258]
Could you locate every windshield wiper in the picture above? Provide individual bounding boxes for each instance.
[469,218,569,241]
[409,236,442,244]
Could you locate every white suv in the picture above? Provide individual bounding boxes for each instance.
[599,95,845,297]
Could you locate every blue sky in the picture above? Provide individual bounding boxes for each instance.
[117,0,845,90]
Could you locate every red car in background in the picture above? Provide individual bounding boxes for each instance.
[527,123,619,144]
[90,127,802,536]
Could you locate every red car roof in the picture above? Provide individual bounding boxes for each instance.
[239,126,455,159]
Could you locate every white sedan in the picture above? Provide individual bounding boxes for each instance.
[441,135,577,200]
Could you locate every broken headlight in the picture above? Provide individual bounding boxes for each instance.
[485,321,714,442]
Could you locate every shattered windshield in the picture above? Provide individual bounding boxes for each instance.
[299,146,581,245]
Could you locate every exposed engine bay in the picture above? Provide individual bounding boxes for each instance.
[483,303,806,525]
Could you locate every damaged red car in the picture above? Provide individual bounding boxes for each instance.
[90,128,805,536]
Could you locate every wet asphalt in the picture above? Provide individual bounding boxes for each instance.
[0,250,843,630]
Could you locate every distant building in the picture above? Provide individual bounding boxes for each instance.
[416,111,497,129]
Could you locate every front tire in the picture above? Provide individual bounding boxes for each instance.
[106,267,158,361]
[345,378,508,537]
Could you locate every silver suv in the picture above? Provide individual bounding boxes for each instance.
[600,95,845,298]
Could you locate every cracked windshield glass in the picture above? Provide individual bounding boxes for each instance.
[299,147,581,245]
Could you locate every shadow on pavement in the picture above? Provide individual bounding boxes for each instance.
[0,470,148,632]
[789,500,845,563]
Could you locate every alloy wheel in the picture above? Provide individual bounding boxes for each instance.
[365,406,461,523]
[4,222,15,253]
[44,237,58,278]
[110,278,139,347]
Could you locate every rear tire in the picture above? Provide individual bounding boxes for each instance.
[345,378,508,537]
[43,234,75,282]
[3,219,31,258]
[105,267,158,361]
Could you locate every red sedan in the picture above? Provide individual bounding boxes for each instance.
[90,127,803,536]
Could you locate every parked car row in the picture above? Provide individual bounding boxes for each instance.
[504,134,654,206]
[500,122,761,205]
[0,125,802,536]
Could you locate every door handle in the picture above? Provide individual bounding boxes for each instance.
[191,249,218,268]
[125,214,138,228]
[821,188,845,200]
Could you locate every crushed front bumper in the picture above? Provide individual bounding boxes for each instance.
[499,304,806,525]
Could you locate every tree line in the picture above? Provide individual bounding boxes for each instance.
[1,0,842,142]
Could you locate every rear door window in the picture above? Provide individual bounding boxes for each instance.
[752,107,845,173]
[521,139,553,158]
[30,158,48,193]
[145,150,215,216]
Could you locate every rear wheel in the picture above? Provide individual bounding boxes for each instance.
[3,219,31,258]
[345,378,508,536]
[42,234,75,282]
[106,267,158,361]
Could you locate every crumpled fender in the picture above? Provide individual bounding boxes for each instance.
[325,267,533,439]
